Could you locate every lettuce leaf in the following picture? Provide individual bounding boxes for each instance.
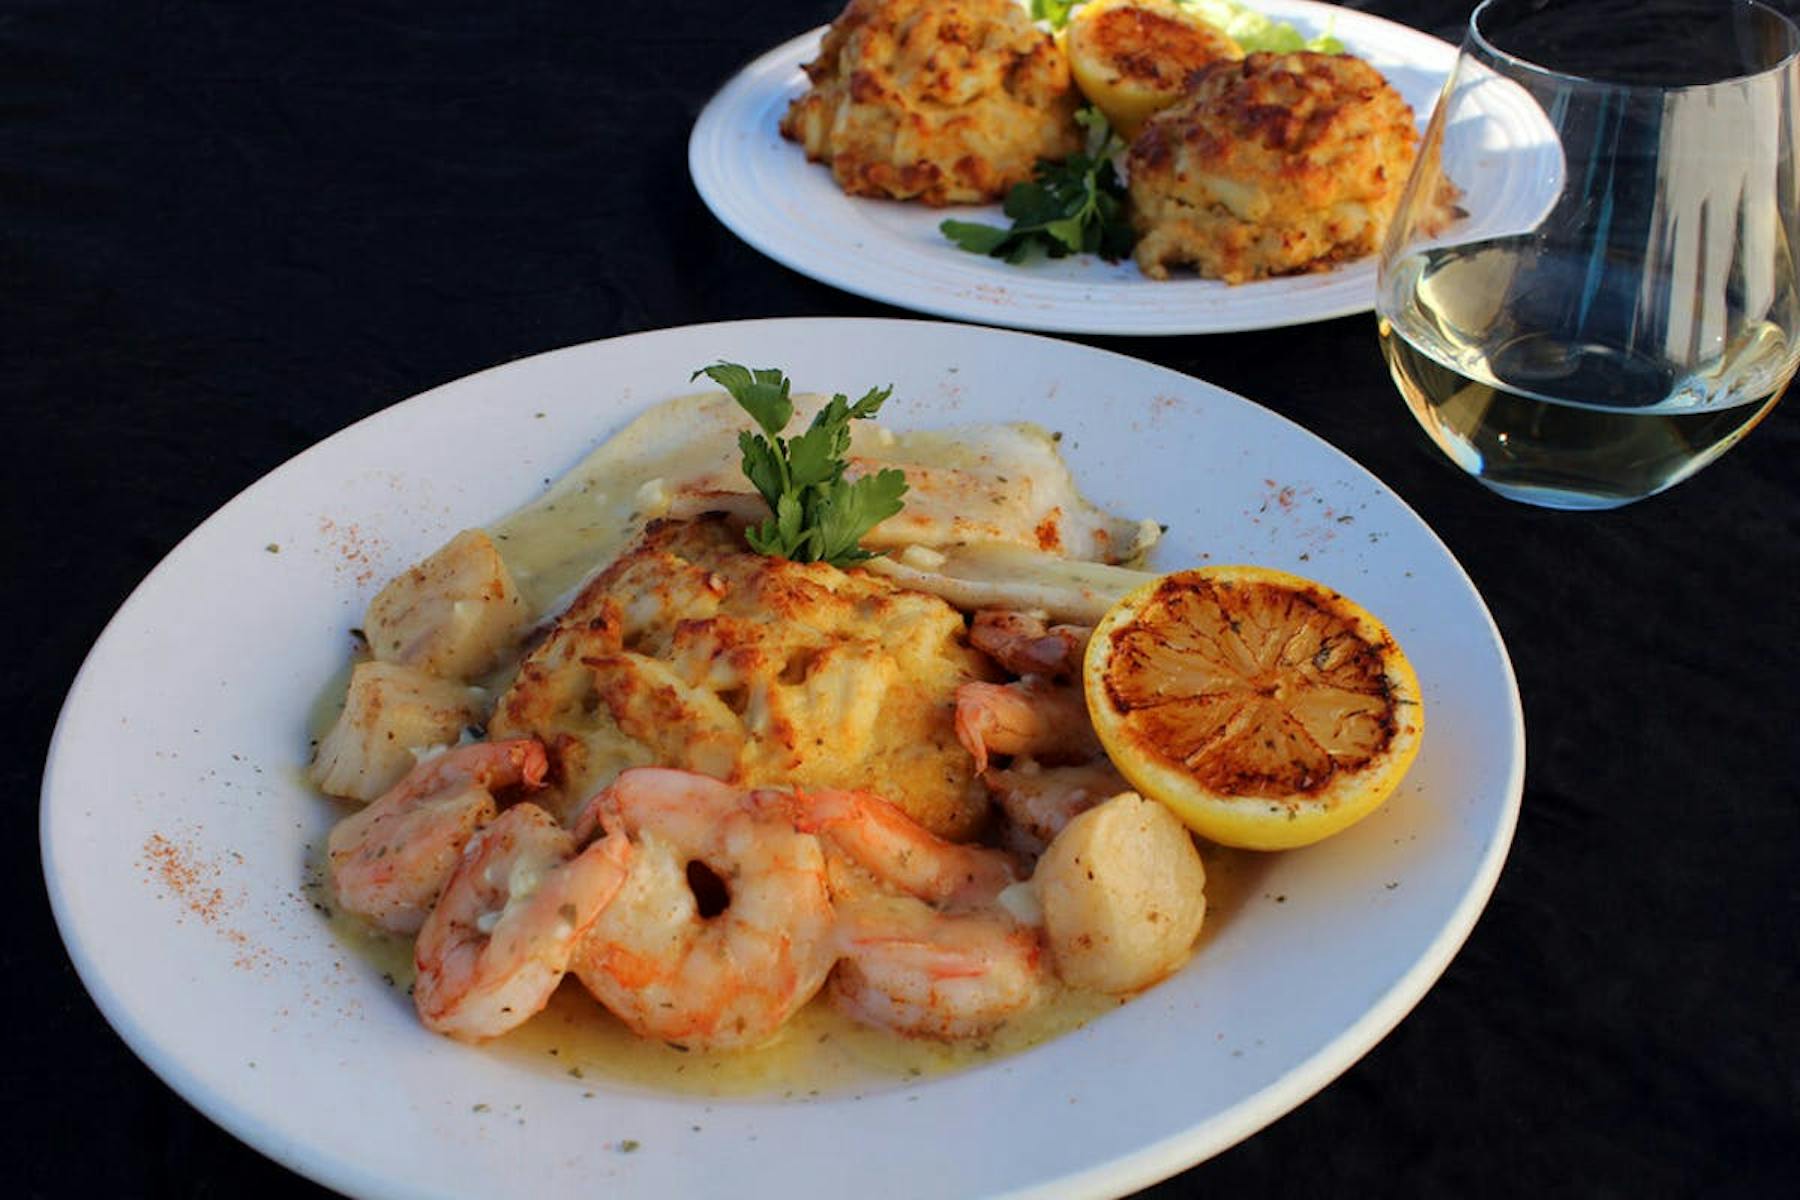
[1179,0,1344,53]
[1032,0,1343,55]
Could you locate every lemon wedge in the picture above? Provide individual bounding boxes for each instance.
[1084,566,1423,850]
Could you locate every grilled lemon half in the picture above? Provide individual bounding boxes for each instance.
[1065,0,1243,142]
[1084,566,1423,850]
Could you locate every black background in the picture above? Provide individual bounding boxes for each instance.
[7,1,1797,1195]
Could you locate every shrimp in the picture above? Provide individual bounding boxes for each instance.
[568,768,837,1050]
[954,678,1100,772]
[773,785,1047,1040]
[969,611,1091,679]
[413,804,632,1042]
[763,786,1019,907]
[830,894,1047,1040]
[327,739,549,934]
[983,758,1130,856]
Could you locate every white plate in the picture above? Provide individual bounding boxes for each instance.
[690,2,1492,334]
[42,318,1522,1199]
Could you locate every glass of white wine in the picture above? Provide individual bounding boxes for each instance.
[1377,0,1800,509]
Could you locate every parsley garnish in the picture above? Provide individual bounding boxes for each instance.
[692,362,908,568]
[940,107,1133,264]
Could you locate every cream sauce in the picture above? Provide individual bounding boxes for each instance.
[498,979,1118,1099]
[486,393,747,615]
[495,842,1264,1098]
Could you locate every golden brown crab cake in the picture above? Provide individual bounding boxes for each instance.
[490,517,996,840]
[1127,51,1421,284]
[779,0,1082,205]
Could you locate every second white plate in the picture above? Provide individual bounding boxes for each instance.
[690,2,1479,334]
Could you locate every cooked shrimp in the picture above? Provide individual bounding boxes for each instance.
[983,758,1130,855]
[954,678,1101,772]
[763,786,1019,907]
[969,610,1091,679]
[831,892,1048,1040]
[568,768,837,1050]
[766,784,1046,1039]
[413,804,632,1041]
[328,739,549,934]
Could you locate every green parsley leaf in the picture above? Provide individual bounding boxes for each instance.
[940,221,1014,254]
[937,106,1134,265]
[846,385,893,420]
[746,491,808,560]
[701,363,908,568]
[692,363,792,438]
[787,402,854,490]
[1030,0,1079,29]
[812,469,909,565]
[1044,214,1086,253]
[736,429,786,511]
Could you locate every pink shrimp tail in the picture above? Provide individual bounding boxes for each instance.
[501,739,550,791]
[954,683,1003,772]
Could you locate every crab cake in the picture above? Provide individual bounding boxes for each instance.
[1127,51,1420,284]
[490,517,996,840]
[780,0,1082,205]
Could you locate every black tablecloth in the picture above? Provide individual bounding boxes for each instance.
[10,1,1797,1195]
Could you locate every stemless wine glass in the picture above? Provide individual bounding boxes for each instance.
[1377,0,1800,509]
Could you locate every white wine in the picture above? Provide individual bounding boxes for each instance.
[1380,247,1794,509]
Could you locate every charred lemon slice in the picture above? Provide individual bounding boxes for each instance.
[1084,566,1423,850]
[1065,0,1244,142]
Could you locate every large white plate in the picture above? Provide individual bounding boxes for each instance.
[42,318,1522,1199]
[690,2,1483,334]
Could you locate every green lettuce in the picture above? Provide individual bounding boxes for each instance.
[1032,0,1344,55]
[1179,0,1344,53]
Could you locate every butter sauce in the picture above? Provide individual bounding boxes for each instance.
[486,392,755,615]
[497,844,1262,1097]
[319,842,1264,1097]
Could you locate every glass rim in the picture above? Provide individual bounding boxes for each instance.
[1468,0,1800,90]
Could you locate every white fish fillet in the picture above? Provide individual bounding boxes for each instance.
[489,391,1160,617]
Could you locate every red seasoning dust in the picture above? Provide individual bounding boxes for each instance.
[316,517,388,588]
[140,832,269,971]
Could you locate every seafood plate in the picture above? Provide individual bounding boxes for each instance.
[43,319,1522,1198]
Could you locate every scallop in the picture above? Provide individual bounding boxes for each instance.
[1034,791,1207,993]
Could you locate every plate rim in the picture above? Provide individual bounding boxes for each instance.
[41,316,1525,1199]
[687,2,1463,336]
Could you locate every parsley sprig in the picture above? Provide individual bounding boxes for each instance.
[692,362,908,567]
[939,108,1133,264]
